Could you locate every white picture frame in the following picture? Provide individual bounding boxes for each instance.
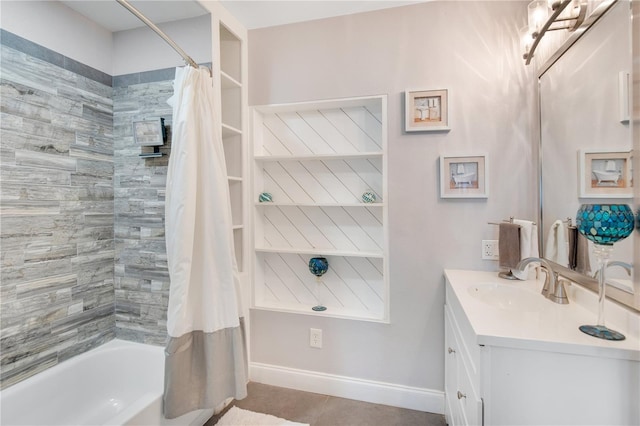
[439,154,488,198]
[578,148,632,198]
[404,89,449,132]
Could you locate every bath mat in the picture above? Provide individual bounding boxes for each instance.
[216,406,308,426]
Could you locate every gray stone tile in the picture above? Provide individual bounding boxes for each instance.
[1,35,115,389]
[0,29,64,69]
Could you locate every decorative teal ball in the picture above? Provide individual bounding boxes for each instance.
[258,192,273,203]
[308,257,329,277]
[362,191,377,203]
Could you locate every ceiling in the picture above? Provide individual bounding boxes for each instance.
[61,0,425,32]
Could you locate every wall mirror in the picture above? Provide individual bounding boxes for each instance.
[539,0,639,311]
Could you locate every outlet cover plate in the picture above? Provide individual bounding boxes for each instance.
[482,240,499,260]
[310,328,322,348]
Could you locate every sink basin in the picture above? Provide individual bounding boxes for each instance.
[467,283,543,311]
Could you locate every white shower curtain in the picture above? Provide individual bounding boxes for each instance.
[163,66,247,419]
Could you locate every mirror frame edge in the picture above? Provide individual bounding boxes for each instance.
[536,0,640,313]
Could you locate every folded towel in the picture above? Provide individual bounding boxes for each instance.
[568,226,591,274]
[544,219,568,267]
[499,223,521,269]
[512,219,539,280]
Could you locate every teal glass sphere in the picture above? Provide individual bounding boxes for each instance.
[575,204,634,245]
[308,257,328,277]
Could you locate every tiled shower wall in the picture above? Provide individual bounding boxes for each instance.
[113,74,175,345]
[0,32,115,389]
[0,31,180,388]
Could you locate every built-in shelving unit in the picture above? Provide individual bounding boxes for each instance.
[218,22,245,272]
[251,95,388,321]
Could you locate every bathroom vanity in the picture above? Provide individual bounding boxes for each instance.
[444,270,640,426]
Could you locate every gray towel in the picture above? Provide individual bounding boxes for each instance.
[568,226,578,270]
[499,223,521,269]
[568,226,591,274]
[576,233,591,275]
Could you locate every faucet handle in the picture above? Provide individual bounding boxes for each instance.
[594,261,632,278]
[548,278,570,305]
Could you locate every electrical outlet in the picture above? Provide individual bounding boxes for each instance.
[310,328,322,348]
[482,240,499,260]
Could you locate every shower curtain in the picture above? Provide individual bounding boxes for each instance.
[163,66,247,419]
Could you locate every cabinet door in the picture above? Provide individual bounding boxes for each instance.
[444,305,463,426]
[457,357,483,425]
[446,304,484,426]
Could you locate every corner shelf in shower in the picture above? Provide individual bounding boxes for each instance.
[250,95,388,322]
[218,21,246,274]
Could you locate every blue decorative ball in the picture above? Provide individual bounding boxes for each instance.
[308,257,329,277]
[575,204,634,245]
[258,192,273,203]
[362,191,377,203]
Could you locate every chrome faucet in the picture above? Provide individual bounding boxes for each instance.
[516,257,568,304]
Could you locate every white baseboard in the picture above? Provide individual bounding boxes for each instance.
[249,362,444,414]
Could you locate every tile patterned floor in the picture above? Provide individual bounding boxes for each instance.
[206,382,446,426]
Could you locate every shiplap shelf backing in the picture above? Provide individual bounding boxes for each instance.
[251,95,388,322]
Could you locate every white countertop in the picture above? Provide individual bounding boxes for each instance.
[444,269,640,361]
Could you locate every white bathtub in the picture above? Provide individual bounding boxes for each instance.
[0,339,214,426]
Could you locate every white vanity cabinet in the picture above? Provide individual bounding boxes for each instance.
[444,270,640,426]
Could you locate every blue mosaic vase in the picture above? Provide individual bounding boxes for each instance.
[575,204,634,245]
[308,257,329,277]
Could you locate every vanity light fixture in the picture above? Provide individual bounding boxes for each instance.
[522,0,587,65]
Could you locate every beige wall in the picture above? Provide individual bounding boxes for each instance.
[248,0,535,393]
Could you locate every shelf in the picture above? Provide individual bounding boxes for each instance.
[255,202,383,207]
[254,151,383,162]
[255,247,383,258]
[252,96,388,321]
[251,304,386,323]
[221,70,242,89]
[220,24,242,84]
[222,123,242,138]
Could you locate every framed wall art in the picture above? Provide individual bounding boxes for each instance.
[439,154,488,198]
[404,89,449,132]
[579,149,632,198]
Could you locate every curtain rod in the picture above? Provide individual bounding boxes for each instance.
[115,0,198,69]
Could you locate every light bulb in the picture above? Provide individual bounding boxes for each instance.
[528,0,550,36]
[520,25,534,59]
